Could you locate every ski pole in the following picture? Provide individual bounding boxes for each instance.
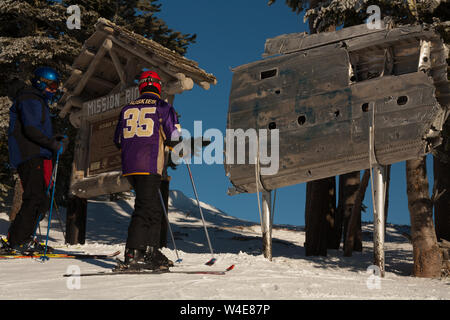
[40,143,63,262]
[158,189,182,263]
[185,162,216,266]
[31,161,58,243]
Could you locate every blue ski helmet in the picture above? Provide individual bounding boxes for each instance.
[31,67,62,104]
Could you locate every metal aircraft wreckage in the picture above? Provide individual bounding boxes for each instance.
[225,21,449,273]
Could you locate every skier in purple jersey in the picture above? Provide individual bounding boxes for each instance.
[114,70,181,271]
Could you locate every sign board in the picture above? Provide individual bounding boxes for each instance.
[88,117,121,175]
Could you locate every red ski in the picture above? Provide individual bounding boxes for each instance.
[64,264,235,277]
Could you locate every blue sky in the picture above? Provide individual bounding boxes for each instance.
[156,0,432,227]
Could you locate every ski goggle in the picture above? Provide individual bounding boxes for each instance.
[40,77,60,92]
[138,77,162,86]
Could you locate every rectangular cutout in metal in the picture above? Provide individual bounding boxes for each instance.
[260,69,277,80]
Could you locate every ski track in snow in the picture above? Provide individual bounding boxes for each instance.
[0,190,449,300]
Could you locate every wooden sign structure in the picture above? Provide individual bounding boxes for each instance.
[226,22,449,269]
[59,18,216,243]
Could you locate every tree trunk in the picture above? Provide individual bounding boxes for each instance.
[406,157,442,278]
[326,177,338,249]
[340,171,362,252]
[65,196,87,245]
[305,177,335,256]
[433,156,450,242]
[344,170,370,256]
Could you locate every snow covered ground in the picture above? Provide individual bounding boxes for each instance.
[0,190,449,300]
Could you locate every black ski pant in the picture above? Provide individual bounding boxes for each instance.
[126,174,163,250]
[8,157,49,247]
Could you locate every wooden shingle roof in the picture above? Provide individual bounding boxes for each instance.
[60,18,216,118]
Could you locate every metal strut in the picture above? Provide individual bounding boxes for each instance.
[255,141,273,261]
[368,102,386,277]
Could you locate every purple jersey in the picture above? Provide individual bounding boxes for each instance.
[114,93,181,176]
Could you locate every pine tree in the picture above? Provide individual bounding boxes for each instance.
[269,0,447,32]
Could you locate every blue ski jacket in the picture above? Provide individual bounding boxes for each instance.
[8,86,54,169]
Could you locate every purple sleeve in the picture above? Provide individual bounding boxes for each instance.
[163,106,181,141]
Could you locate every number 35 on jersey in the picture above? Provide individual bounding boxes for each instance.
[123,107,156,139]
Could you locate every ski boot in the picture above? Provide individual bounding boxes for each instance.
[28,238,54,254]
[10,238,54,255]
[0,238,13,255]
[115,248,169,272]
[145,246,174,268]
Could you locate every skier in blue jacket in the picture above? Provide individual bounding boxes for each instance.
[1,67,68,255]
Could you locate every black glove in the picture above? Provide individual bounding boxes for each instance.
[166,137,211,159]
[50,134,69,155]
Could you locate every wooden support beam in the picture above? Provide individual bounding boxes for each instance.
[65,96,83,108]
[89,75,116,90]
[108,46,126,86]
[125,57,140,85]
[67,71,116,90]
[69,171,132,199]
[71,67,83,78]
[59,69,83,104]
[74,49,95,67]
[199,81,211,91]
[69,109,83,128]
[60,38,112,117]
[70,119,90,185]
[96,22,114,34]
[165,76,194,95]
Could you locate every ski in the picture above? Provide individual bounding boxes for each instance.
[64,264,235,277]
[0,250,121,260]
